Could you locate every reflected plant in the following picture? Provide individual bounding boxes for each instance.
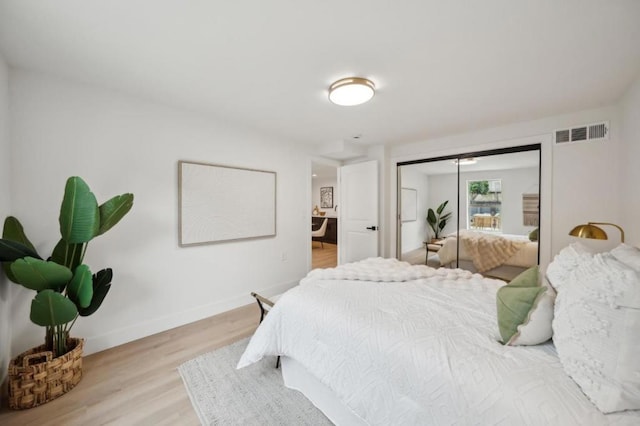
[427,200,451,240]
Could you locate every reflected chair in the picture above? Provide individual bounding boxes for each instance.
[312,218,329,248]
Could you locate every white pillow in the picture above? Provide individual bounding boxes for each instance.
[545,242,593,290]
[552,253,640,413]
[611,243,640,272]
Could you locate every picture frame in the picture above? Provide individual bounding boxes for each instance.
[401,187,417,222]
[178,160,276,246]
[320,186,333,208]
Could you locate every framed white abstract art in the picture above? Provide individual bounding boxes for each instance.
[178,161,276,246]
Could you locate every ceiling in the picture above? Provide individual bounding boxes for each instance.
[312,163,338,180]
[1,1,639,150]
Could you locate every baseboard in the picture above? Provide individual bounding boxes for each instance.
[83,279,299,356]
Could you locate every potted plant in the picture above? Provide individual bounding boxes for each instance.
[0,176,133,409]
[426,200,451,241]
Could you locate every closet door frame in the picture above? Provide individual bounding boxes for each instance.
[396,143,542,268]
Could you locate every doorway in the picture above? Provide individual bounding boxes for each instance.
[311,162,338,269]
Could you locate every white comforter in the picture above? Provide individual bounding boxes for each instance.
[238,258,638,425]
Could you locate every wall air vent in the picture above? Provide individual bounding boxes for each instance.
[555,121,609,144]
[555,129,570,143]
[589,123,607,139]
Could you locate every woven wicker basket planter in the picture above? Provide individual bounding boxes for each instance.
[8,338,84,410]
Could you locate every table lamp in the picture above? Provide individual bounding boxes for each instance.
[569,222,625,243]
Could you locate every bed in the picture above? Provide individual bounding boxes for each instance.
[433,230,538,280]
[238,256,640,425]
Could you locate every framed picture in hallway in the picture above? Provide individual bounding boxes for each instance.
[320,187,333,208]
[179,160,276,246]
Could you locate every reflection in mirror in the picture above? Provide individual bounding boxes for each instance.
[398,158,458,266]
[398,147,540,281]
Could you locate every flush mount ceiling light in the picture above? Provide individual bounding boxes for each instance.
[328,77,375,106]
[453,158,477,166]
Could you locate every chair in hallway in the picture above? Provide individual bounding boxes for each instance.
[312,218,329,248]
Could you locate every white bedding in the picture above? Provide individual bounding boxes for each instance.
[438,230,538,269]
[238,259,639,425]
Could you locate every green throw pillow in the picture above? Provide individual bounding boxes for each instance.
[528,227,538,242]
[496,266,548,345]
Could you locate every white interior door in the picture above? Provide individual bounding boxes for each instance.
[339,160,379,264]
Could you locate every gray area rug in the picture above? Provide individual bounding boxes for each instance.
[178,338,332,425]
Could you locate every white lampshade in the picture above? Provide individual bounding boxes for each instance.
[328,77,375,106]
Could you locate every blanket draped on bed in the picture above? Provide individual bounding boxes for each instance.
[460,232,526,272]
[303,257,475,283]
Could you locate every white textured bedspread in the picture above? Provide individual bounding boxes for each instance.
[238,259,638,425]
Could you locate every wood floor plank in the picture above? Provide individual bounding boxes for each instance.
[0,304,260,425]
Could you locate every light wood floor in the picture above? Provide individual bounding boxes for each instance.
[402,247,443,267]
[312,242,337,269]
[0,247,334,425]
[0,304,260,426]
[402,246,429,265]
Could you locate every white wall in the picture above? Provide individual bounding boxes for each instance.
[427,167,538,237]
[8,70,310,356]
[388,105,623,263]
[400,168,429,252]
[312,175,338,217]
[0,52,11,382]
[620,73,640,245]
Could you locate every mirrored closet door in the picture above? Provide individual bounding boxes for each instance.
[397,144,541,281]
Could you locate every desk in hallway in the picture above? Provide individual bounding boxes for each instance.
[312,216,338,245]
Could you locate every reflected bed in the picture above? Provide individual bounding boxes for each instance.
[434,230,538,280]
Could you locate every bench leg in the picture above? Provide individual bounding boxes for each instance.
[255,299,267,323]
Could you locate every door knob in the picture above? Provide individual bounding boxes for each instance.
[366,226,378,231]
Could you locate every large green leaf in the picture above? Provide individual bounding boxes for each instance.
[426,209,436,226]
[2,217,41,282]
[436,200,449,215]
[98,193,134,236]
[67,264,93,308]
[59,176,100,244]
[0,239,41,262]
[50,239,84,271]
[2,262,18,283]
[30,289,78,327]
[10,257,73,291]
[79,268,113,317]
[3,216,37,252]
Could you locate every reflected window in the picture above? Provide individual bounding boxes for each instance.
[468,179,502,231]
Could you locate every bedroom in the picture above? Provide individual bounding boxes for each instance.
[1,1,640,424]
